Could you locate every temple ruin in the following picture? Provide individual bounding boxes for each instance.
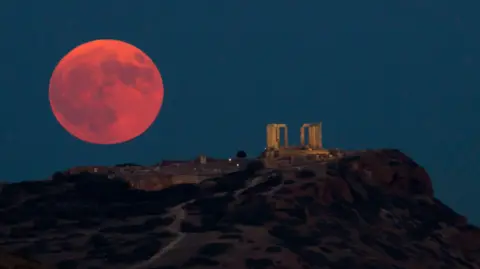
[264,122,329,159]
[266,123,288,149]
[300,123,322,149]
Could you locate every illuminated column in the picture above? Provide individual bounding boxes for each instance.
[300,126,305,146]
[274,125,280,149]
[284,125,289,147]
[318,122,323,148]
[313,125,319,148]
[266,125,271,148]
[271,124,277,149]
[266,124,277,149]
[309,126,315,148]
[275,125,280,149]
[308,126,314,148]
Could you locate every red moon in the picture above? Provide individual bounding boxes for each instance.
[49,39,164,144]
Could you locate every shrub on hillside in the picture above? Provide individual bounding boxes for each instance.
[236,150,247,158]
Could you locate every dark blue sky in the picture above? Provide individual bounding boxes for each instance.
[1,1,479,222]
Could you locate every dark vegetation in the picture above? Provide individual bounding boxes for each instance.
[236,150,247,158]
[115,163,142,167]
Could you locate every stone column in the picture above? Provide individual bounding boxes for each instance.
[313,125,319,148]
[300,126,305,146]
[265,124,271,149]
[308,126,314,148]
[284,125,289,147]
[267,125,270,148]
[317,125,321,148]
[318,122,323,148]
[266,124,279,149]
[276,125,280,149]
[309,126,315,148]
[271,124,277,149]
[276,126,280,148]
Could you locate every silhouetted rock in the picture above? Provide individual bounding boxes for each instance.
[0,248,51,269]
[295,169,316,178]
[87,234,109,248]
[56,259,78,269]
[51,171,66,183]
[0,149,478,269]
[244,159,265,176]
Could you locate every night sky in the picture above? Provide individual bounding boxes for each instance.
[0,1,479,222]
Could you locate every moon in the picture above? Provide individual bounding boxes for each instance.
[49,39,164,144]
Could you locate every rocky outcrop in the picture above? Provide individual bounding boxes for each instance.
[0,149,478,269]
[0,248,52,269]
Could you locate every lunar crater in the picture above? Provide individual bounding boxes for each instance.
[99,57,156,94]
[134,52,146,64]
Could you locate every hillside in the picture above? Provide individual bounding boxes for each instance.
[0,149,479,269]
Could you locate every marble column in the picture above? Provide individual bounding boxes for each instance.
[300,126,305,146]
[318,122,323,148]
[308,126,314,148]
[284,125,288,147]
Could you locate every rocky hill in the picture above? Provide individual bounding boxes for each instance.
[0,149,479,269]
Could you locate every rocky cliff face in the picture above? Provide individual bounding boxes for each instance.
[0,149,478,269]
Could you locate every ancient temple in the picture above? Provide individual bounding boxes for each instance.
[264,122,328,159]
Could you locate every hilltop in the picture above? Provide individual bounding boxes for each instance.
[0,149,479,269]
